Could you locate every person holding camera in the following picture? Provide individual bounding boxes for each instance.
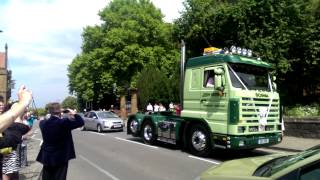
[0,85,32,180]
[36,103,84,180]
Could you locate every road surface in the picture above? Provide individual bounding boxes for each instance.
[61,129,274,180]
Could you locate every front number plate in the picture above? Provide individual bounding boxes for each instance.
[258,138,269,144]
[113,124,122,128]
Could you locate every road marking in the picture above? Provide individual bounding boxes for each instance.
[256,148,288,154]
[89,132,106,136]
[188,155,220,165]
[79,155,120,180]
[115,137,158,149]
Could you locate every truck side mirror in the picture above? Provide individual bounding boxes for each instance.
[213,67,224,75]
[272,76,277,91]
[214,74,222,90]
[213,68,224,91]
[272,82,277,91]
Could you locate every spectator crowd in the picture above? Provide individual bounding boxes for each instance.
[146,102,181,116]
[0,85,84,180]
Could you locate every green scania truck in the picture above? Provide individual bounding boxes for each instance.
[127,43,282,157]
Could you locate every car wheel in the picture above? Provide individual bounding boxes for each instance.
[141,121,156,145]
[188,124,211,157]
[97,124,102,133]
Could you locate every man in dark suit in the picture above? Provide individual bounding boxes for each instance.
[36,102,84,180]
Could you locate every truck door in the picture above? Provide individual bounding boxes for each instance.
[200,66,228,134]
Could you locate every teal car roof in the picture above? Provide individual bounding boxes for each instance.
[186,54,272,68]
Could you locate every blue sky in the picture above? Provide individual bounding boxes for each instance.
[0,0,184,108]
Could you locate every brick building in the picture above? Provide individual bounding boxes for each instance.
[0,44,12,104]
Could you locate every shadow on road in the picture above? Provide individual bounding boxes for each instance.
[206,149,271,162]
[123,137,271,162]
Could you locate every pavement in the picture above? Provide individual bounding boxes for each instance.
[18,134,320,180]
[265,135,320,152]
[19,138,42,180]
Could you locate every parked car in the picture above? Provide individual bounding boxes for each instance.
[82,111,124,132]
[200,145,320,180]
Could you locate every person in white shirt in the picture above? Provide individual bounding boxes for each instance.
[206,77,214,87]
[153,103,159,112]
[146,103,153,112]
[159,103,166,112]
[169,102,174,111]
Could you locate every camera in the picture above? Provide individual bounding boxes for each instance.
[62,109,70,113]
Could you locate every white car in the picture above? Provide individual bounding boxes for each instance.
[82,111,124,132]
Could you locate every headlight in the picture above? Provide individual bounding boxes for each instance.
[104,121,113,127]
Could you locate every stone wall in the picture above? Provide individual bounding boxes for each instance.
[284,117,320,138]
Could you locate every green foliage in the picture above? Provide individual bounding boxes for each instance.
[285,104,320,117]
[68,0,179,109]
[35,108,47,117]
[175,0,320,105]
[136,63,180,109]
[61,96,79,110]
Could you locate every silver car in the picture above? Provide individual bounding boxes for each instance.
[82,111,124,132]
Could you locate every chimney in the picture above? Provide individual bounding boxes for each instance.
[4,43,7,69]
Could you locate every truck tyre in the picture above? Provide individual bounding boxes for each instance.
[141,121,156,145]
[97,124,102,133]
[188,124,211,157]
[128,119,139,136]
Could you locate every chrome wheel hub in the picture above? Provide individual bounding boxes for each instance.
[130,120,138,133]
[143,125,153,141]
[191,131,206,151]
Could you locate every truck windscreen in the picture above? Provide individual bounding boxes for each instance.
[228,63,271,91]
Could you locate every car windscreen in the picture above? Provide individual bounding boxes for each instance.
[228,63,271,91]
[97,112,118,119]
[254,148,320,177]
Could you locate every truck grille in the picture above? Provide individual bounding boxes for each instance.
[241,97,279,123]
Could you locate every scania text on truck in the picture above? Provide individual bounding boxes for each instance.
[127,42,282,157]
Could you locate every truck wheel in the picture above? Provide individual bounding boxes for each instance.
[141,121,156,145]
[128,119,139,136]
[97,124,102,133]
[188,124,211,157]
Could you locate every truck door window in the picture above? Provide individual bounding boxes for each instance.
[203,70,215,88]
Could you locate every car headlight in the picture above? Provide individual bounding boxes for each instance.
[104,121,113,127]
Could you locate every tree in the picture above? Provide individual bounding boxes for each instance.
[68,0,179,109]
[136,63,180,109]
[35,108,47,117]
[174,0,320,105]
[61,96,78,110]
